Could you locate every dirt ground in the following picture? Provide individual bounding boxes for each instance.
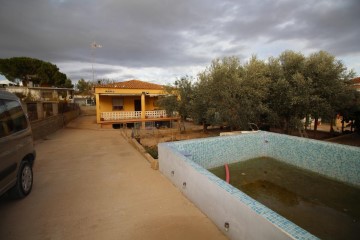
[115,121,222,148]
[139,128,222,148]
[0,116,227,240]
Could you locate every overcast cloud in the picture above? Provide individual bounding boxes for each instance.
[0,0,359,85]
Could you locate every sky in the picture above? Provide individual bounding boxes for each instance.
[0,0,359,85]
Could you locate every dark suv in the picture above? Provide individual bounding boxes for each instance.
[0,90,36,198]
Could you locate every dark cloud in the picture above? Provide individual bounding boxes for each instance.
[1,0,359,81]
[266,0,360,55]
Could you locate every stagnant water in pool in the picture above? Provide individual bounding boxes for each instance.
[209,157,360,240]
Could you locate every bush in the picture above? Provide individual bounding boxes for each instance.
[145,146,158,159]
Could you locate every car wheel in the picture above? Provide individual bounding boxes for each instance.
[9,161,33,199]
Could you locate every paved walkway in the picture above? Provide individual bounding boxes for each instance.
[0,116,227,240]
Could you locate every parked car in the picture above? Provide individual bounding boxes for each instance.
[0,90,36,199]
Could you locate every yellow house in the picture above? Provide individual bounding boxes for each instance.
[94,79,178,127]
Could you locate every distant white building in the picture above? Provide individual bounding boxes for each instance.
[73,95,95,106]
[0,79,18,87]
[5,85,74,102]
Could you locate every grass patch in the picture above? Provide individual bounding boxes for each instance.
[144,145,158,159]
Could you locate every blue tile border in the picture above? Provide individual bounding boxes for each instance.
[160,131,360,239]
[169,131,360,187]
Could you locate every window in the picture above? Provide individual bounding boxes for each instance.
[86,99,93,105]
[112,97,124,110]
[0,99,28,138]
[43,103,53,117]
[26,103,38,121]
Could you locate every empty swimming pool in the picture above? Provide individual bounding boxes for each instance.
[158,131,360,240]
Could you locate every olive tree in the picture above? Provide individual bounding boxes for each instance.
[304,51,355,133]
[174,76,194,120]
[191,56,270,131]
[192,57,243,131]
[267,51,312,133]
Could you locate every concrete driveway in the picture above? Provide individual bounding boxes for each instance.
[0,116,227,240]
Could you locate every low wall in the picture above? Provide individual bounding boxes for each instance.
[31,109,80,140]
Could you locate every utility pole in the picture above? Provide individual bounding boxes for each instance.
[91,41,102,82]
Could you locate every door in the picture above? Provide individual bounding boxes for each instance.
[134,99,141,111]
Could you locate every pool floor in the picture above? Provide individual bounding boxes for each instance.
[209,157,360,239]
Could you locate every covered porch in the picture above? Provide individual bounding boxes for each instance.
[101,110,167,121]
[94,79,179,128]
[96,92,179,127]
[99,110,179,129]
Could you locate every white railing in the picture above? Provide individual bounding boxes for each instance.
[101,111,141,120]
[145,110,166,118]
[100,110,167,121]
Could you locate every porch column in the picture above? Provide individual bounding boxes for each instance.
[96,93,101,123]
[52,102,58,116]
[37,102,44,120]
[141,92,146,128]
[67,90,71,101]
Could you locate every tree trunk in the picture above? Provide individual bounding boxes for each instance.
[313,117,318,139]
[178,119,186,133]
[283,118,289,134]
[305,115,310,130]
[330,118,334,133]
[202,122,208,132]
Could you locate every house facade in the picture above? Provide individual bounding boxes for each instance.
[4,86,74,102]
[94,80,178,127]
[73,95,95,106]
[352,77,360,92]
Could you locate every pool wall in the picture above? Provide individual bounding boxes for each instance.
[158,131,360,240]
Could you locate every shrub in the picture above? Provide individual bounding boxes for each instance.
[145,146,158,159]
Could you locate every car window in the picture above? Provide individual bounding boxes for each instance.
[0,100,10,137]
[0,99,28,138]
